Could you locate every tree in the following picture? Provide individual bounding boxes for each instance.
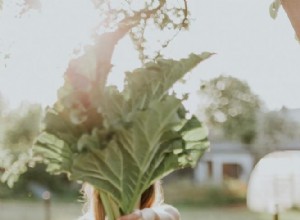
[91,0,189,63]
[0,0,193,162]
[0,104,42,193]
[0,103,80,197]
[0,93,7,173]
[198,75,261,144]
[0,93,7,119]
[2,104,42,149]
[254,108,300,156]
[3,0,211,205]
[0,104,42,176]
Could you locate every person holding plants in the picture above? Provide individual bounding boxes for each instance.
[1,48,210,220]
[80,182,180,220]
[1,9,210,219]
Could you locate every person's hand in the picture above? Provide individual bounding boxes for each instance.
[117,205,179,220]
[117,210,143,220]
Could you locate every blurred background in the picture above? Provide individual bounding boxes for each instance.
[1,0,300,219]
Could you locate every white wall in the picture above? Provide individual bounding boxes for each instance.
[195,153,254,185]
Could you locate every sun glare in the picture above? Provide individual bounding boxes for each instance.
[0,0,102,108]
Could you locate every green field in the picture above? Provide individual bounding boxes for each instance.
[0,201,299,220]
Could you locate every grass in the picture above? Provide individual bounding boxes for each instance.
[163,178,248,207]
[178,206,300,220]
[0,200,82,220]
[0,201,299,220]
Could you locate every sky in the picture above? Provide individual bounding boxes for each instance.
[0,0,299,112]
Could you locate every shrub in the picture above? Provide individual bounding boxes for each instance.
[163,178,246,207]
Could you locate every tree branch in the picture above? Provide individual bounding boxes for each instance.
[65,0,167,89]
[182,0,188,26]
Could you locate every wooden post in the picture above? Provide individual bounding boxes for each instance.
[42,191,51,220]
[273,204,279,220]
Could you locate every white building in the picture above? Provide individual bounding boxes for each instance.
[194,108,300,185]
[194,141,254,185]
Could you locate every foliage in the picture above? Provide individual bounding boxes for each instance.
[38,54,210,218]
[269,0,281,19]
[163,179,246,207]
[0,103,73,195]
[3,53,211,219]
[264,111,298,142]
[254,109,300,156]
[0,104,42,164]
[92,0,189,62]
[0,94,6,117]
[0,104,42,186]
[0,164,79,200]
[3,0,189,65]
[198,75,261,144]
[2,104,42,149]
[1,2,211,219]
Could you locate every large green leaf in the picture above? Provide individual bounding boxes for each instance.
[19,53,211,216]
[124,53,212,108]
[71,97,208,213]
[100,53,213,124]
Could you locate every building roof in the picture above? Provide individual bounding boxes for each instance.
[207,141,251,154]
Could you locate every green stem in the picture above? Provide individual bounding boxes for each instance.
[100,192,114,220]
[108,194,121,219]
[100,191,121,220]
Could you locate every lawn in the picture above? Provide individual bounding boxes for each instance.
[178,206,300,220]
[0,201,299,220]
